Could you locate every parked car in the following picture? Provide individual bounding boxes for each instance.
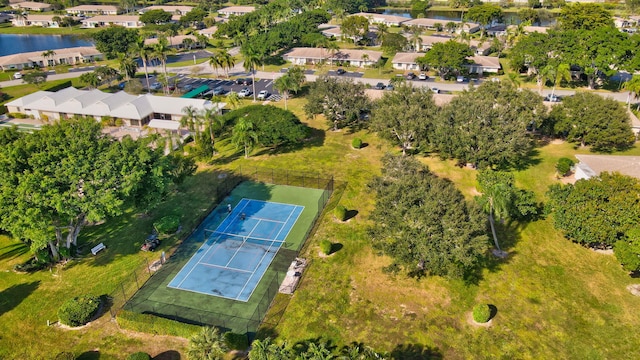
[418,73,428,80]
[182,84,194,92]
[374,82,385,90]
[385,83,394,91]
[406,72,416,80]
[544,94,561,102]
[456,76,467,83]
[238,88,252,98]
[243,78,253,85]
[212,86,225,95]
[13,72,22,79]
[336,68,346,75]
[257,90,269,100]
[150,82,162,90]
[431,87,440,94]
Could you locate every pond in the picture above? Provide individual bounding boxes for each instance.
[0,34,94,57]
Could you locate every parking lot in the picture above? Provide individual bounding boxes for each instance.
[145,75,281,101]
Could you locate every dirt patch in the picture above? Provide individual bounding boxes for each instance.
[550,139,565,145]
[466,312,493,328]
[592,249,614,255]
[627,284,640,296]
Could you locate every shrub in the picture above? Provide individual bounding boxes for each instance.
[556,157,574,176]
[8,112,28,119]
[154,215,180,235]
[319,239,332,255]
[58,295,101,327]
[117,310,201,338]
[472,304,491,323]
[334,205,347,221]
[352,137,362,149]
[223,332,249,350]
[126,352,151,360]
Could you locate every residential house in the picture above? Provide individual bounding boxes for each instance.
[404,18,480,34]
[283,47,382,67]
[416,35,454,51]
[218,6,256,17]
[145,35,204,50]
[468,40,492,56]
[391,52,424,71]
[81,15,144,28]
[66,5,120,16]
[574,155,640,180]
[11,14,59,27]
[140,5,194,16]
[319,24,342,38]
[464,55,501,74]
[350,12,410,27]
[198,26,218,38]
[5,87,225,128]
[10,1,52,12]
[0,46,102,70]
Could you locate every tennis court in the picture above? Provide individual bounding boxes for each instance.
[167,199,303,301]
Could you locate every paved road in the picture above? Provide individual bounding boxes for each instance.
[0,60,633,105]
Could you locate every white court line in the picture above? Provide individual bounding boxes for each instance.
[272,205,302,241]
[235,241,280,300]
[224,220,261,268]
[199,262,253,273]
[174,234,226,288]
[211,230,285,244]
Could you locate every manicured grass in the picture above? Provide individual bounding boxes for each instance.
[0,23,99,35]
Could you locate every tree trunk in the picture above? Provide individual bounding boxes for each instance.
[251,70,257,102]
[143,59,151,93]
[66,214,86,249]
[49,240,60,262]
[488,209,501,251]
[283,92,288,110]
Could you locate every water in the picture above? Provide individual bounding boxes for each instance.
[379,8,556,26]
[0,34,94,57]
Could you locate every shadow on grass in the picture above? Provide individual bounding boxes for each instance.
[153,350,181,360]
[76,350,100,360]
[0,242,29,261]
[505,148,542,171]
[390,343,443,360]
[488,304,498,321]
[344,209,358,221]
[330,242,343,254]
[0,281,40,317]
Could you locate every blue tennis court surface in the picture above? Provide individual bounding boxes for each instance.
[167,199,304,301]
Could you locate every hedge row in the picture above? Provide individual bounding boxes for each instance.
[117,310,201,338]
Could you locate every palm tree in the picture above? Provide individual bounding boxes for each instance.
[79,72,100,89]
[226,91,241,110]
[274,74,293,110]
[41,50,56,68]
[326,41,340,69]
[232,118,259,158]
[550,63,571,97]
[217,49,235,78]
[117,53,137,81]
[129,35,152,93]
[152,37,175,94]
[241,45,263,102]
[408,25,422,52]
[445,21,457,33]
[186,327,227,360]
[375,23,388,45]
[623,75,640,109]
[209,51,222,77]
[201,107,225,156]
[507,72,521,89]
[361,53,370,67]
[180,105,201,145]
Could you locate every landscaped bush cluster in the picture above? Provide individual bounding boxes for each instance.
[223,332,249,350]
[8,112,29,119]
[117,310,201,338]
[472,304,491,323]
[153,215,180,235]
[319,239,332,255]
[334,205,347,221]
[556,157,574,176]
[126,352,151,360]
[352,138,362,149]
[58,295,101,327]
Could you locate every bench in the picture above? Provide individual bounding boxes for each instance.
[91,243,106,256]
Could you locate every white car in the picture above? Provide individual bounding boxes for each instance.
[238,88,252,98]
[257,90,269,100]
[150,82,162,90]
[431,87,440,94]
[418,73,428,80]
[13,72,22,79]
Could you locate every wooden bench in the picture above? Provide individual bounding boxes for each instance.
[91,243,106,256]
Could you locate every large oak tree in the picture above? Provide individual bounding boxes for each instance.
[368,155,489,279]
[0,119,174,259]
[304,75,370,131]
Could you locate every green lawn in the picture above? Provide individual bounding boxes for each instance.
[0,23,99,36]
[1,84,640,359]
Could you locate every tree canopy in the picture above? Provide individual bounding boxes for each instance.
[370,83,439,155]
[368,155,489,279]
[304,75,370,131]
[0,120,175,260]
[548,92,635,152]
[92,27,140,59]
[558,3,613,30]
[139,9,172,25]
[222,105,308,148]
[433,81,543,169]
[417,41,473,79]
[547,173,640,247]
